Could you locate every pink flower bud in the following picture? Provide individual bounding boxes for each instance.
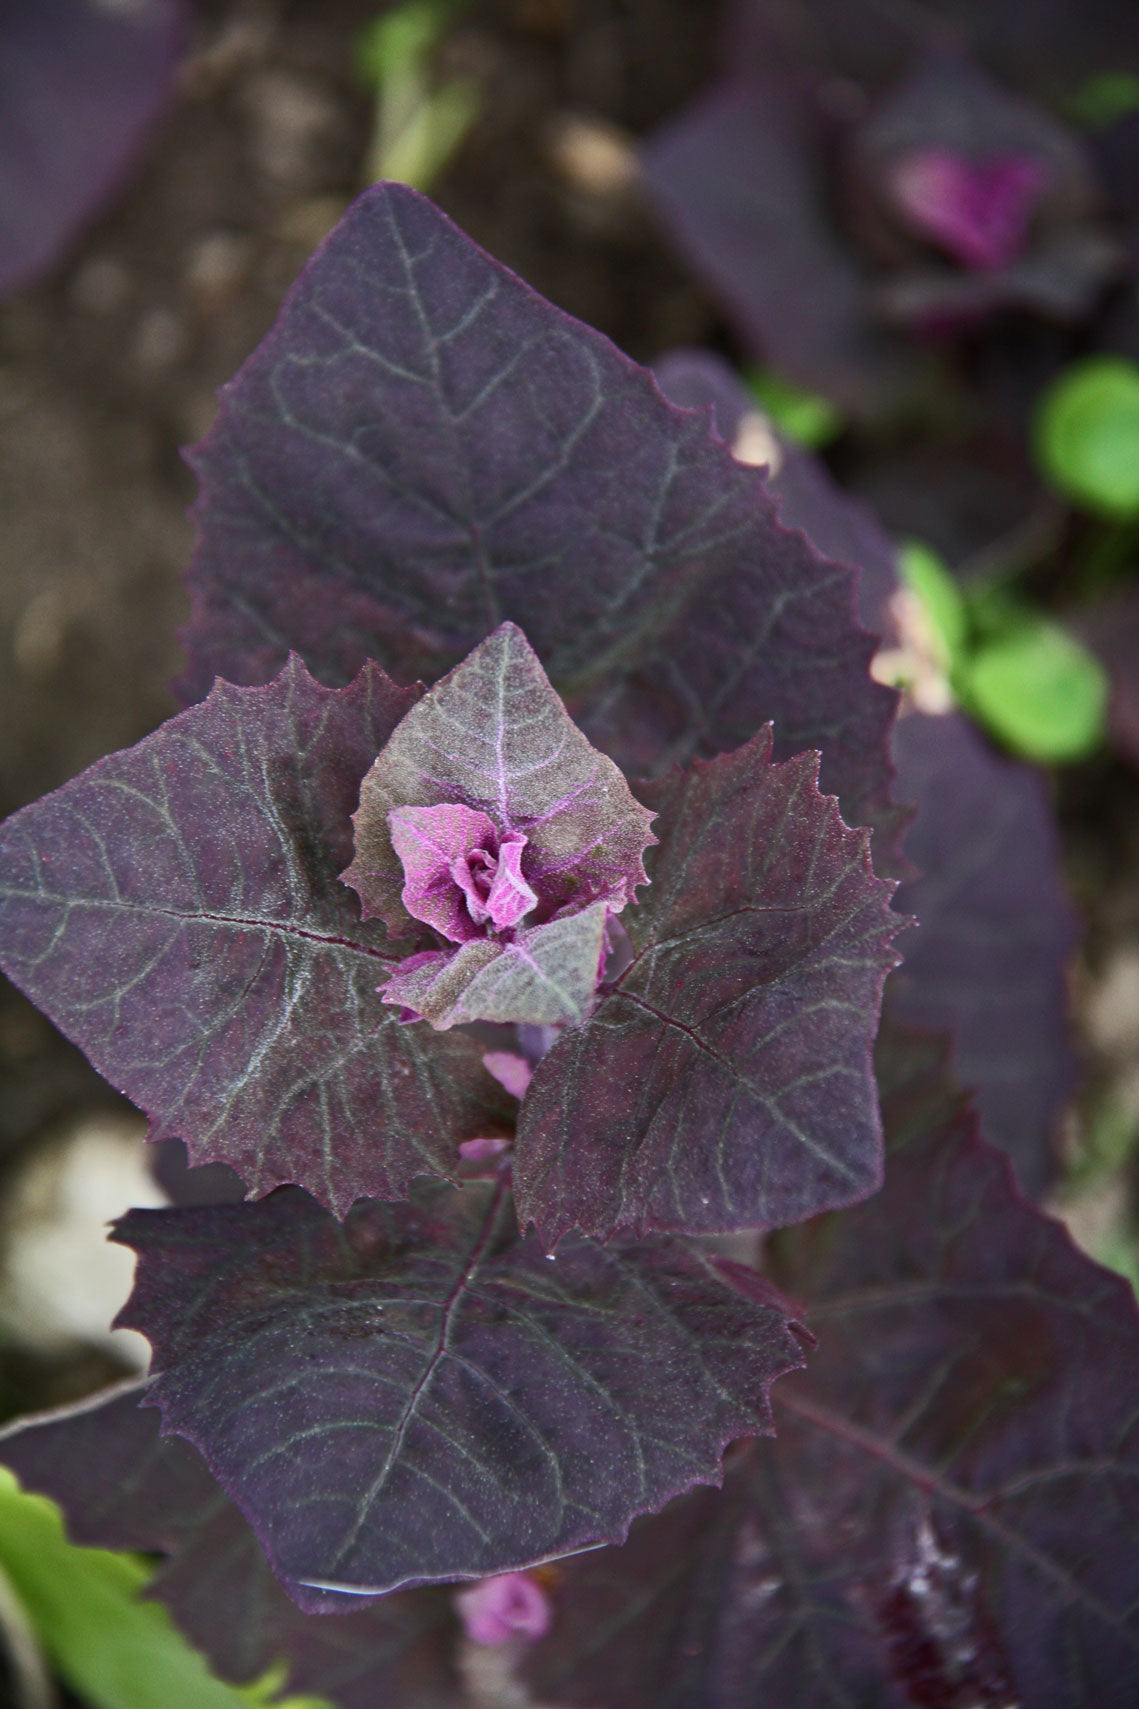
[455,1572,552,1647]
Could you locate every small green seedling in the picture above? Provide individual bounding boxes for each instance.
[895,542,1109,764]
[1035,356,1139,519]
[1066,70,1139,129]
[356,0,479,191]
[743,368,842,449]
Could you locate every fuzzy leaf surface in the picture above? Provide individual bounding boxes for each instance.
[652,348,1078,1198]
[382,903,609,1029]
[515,728,902,1243]
[0,1386,463,1709]
[344,623,654,934]
[523,1027,1139,1709]
[111,1177,807,1596]
[178,181,904,867]
[0,657,509,1215]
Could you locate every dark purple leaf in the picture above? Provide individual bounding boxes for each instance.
[177,181,905,870]
[889,711,1077,1197]
[0,657,511,1216]
[0,1385,464,1709]
[110,1175,807,1595]
[650,348,901,632]
[515,728,903,1244]
[523,1025,1139,1709]
[0,0,187,295]
[653,347,1076,1198]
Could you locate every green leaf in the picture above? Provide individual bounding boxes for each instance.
[743,368,842,449]
[0,1467,325,1709]
[355,0,459,91]
[1066,71,1139,129]
[356,0,479,192]
[955,607,1109,763]
[897,540,968,669]
[1035,356,1139,518]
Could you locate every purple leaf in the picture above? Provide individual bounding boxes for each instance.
[651,349,904,639]
[0,1386,464,1709]
[522,1025,1139,1709]
[0,656,510,1216]
[890,710,1077,1197]
[640,73,916,416]
[0,0,187,295]
[177,182,905,870]
[653,349,1077,1197]
[387,805,524,944]
[110,1176,807,1596]
[515,728,903,1244]
[343,624,655,938]
[382,902,609,1029]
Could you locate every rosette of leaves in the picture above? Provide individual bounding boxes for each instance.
[0,182,914,1605]
[342,622,657,1032]
[0,179,1135,1706]
[640,1,1127,413]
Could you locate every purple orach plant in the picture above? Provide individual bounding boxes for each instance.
[642,22,1124,411]
[0,0,188,295]
[0,181,1135,1709]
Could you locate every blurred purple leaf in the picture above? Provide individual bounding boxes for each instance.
[0,1385,464,1709]
[522,1024,1139,1709]
[0,656,511,1215]
[111,1175,806,1596]
[0,0,187,294]
[889,710,1077,1197]
[515,728,903,1244]
[455,1572,551,1646]
[848,57,1121,328]
[641,74,914,416]
[178,182,905,869]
